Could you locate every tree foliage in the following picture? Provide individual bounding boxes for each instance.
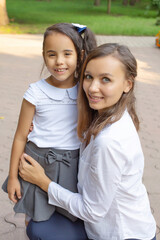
[151,0,160,25]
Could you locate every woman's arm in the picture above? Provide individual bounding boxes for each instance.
[19,137,125,223]
[8,99,35,203]
[19,153,51,192]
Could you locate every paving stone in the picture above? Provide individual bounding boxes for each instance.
[0,217,15,234]
[0,34,160,240]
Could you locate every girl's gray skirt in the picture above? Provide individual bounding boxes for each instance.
[2,141,79,222]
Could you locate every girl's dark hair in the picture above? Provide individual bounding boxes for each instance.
[42,23,97,80]
[77,43,139,143]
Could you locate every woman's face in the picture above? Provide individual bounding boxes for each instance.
[83,55,132,114]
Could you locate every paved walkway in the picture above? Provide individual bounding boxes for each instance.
[0,34,160,240]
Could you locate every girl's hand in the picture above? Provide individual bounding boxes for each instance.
[7,177,21,203]
[19,153,51,192]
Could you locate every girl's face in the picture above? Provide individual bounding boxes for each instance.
[83,55,132,114]
[43,32,77,88]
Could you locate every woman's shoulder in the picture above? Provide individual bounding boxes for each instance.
[95,111,139,145]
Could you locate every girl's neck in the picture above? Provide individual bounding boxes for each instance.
[46,76,76,89]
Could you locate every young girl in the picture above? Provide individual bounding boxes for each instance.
[19,43,156,240]
[2,22,96,229]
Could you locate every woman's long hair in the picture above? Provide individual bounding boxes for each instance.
[77,43,139,144]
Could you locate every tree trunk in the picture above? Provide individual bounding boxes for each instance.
[107,0,111,14]
[129,0,136,6]
[94,0,101,6]
[0,0,9,25]
[122,0,128,6]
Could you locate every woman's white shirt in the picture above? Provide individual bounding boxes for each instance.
[48,110,156,240]
[23,79,80,150]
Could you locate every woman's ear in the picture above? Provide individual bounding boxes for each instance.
[124,79,133,93]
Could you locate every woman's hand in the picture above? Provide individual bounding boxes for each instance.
[19,153,51,192]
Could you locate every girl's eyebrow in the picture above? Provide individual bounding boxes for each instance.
[46,49,73,53]
[64,49,73,52]
[47,50,55,53]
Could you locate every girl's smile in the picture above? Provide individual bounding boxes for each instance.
[54,68,68,73]
[43,32,78,88]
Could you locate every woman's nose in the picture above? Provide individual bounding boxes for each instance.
[89,79,99,93]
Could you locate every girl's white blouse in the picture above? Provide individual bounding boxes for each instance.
[23,79,80,150]
[48,110,156,240]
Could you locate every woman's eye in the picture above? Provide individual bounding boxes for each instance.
[84,74,92,80]
[102,77,110,83]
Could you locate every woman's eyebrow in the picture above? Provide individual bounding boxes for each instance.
[84,71,113,77]
[99,73,113,77]
[84,70,91,74]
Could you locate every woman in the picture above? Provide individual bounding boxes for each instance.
[19,43,156,240]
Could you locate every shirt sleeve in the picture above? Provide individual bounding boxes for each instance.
[48,137,126,223]
[23,83,38,106]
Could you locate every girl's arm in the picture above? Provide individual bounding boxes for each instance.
[8,99,35,203]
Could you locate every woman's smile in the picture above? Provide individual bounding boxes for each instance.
[88,93,104,103]
[83,55,132,113]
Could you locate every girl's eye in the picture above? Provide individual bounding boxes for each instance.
[49,54,55,57]
[102,77,110,83]
[65,52,71,56]
[84,74,92,80]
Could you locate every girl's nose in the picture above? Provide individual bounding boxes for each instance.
[56,55,63,65]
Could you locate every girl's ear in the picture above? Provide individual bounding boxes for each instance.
[42,51,46,64]
[124,79,133,93]
[81,50,85,61]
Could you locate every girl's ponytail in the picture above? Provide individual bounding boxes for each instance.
[41,23,97,80]
[83,28,97,59]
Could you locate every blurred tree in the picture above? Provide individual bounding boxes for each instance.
[122,0,128,5]
[152,0,160,25]
[122,0,140,6]
[94,0,111,14]
[0,0,9,25]
[94,0,101,6]
[129,0,138,5]
[107,0,111,13]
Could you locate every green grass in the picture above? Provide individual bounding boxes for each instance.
[1,0,159,35]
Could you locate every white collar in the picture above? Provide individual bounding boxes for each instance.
[36,79,78,100]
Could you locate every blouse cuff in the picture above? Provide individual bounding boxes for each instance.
[48,181,72,208]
